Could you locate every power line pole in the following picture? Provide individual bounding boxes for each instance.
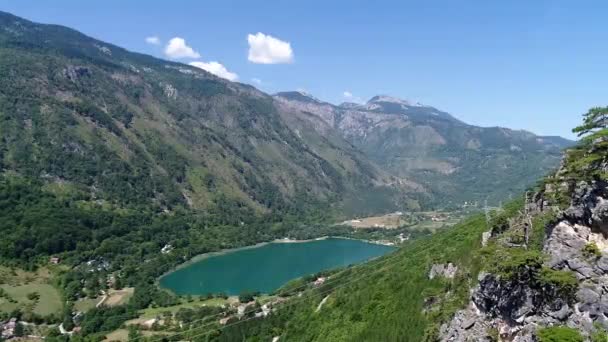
[484,199,491,225]
[524,191,530,248]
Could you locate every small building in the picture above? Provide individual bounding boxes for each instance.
[161,244,173,254]
[50,256,61,264]
[313,277,326,287]
[2,318,17,339]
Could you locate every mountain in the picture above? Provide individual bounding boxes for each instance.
[275,92,574,207]
[215,111,608,341]
[0,11,417,218]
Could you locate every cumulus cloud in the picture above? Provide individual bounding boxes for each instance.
[145,36,161,45]
[164,37,200,59]
[343,90,363,103]
[247,32,294,64]
[189,61,238,81]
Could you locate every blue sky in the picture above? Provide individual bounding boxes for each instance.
[2,0,608,139]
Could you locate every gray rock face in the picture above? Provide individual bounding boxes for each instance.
[429,263,458,280]
[440,179,608,341]
[481,231,492,247]
[563,180,608,233]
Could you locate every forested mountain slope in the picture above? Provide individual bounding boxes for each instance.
[275,91,573,207]
[212,108,608,341]
[0,11,416,220]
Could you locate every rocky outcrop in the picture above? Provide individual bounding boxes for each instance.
[429,263,458,280]
[562,180,608,234]
[440,179,608,341]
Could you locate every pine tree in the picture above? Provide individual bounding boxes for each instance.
[572,106,608,137]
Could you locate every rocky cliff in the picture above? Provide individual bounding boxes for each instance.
[440,135,608,341]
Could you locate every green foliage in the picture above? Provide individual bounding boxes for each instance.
[215,214,490,341]
[13,322,24,337]
[26,292,40,301]
[238,291,259,303]
[591,323,608,342]
[583,242,602,259]
[481,244,577,302]
[484,246,544,280]
[573,106,608,137]
[529,212,556,251]
[538,268,578,302]
[537,326,584,342]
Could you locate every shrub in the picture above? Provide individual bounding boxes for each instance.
[529,212,556,251]
[486,247,544,280]
[537,326,583,342]
[486,327,499,342]
[538,268,578,302]
[583,242,602,259]
[27,292,40,301]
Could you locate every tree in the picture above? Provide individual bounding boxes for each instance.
[573,106,608,137]
[127,325,142,341]
[238,291,258,303]
[14,322,24,337]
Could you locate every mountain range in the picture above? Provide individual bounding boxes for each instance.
[0,11,416,218]
[275,91,573,207]
[0,10,598,342]
[0,11,573,219]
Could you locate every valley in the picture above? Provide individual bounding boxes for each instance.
[0,7,597,342]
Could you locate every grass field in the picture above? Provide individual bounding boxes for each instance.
[104,329,167,342]
[104,297,231,341]
[104,288,134,307]
[137,297,229,318]
[73,287,135,313]
[73,298,98,312]
[341,210,466,231]
[0,267,63,317]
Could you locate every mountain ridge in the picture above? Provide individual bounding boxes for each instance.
[274,91,574,207]
[0,10,420,218]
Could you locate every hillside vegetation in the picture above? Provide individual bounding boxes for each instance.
[0,11,412,219]
[275,92,572,207]
[205,108,606,341]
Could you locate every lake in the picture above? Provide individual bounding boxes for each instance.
[159,238,395,295]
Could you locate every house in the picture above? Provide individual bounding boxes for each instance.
[161,244,173,254]
[50,256,61,264]
[313,277,326,286]
[2,318,17,339]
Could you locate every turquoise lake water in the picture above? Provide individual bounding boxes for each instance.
[159,238,395,295]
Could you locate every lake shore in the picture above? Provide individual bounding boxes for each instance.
[272,236,329,243]
[159,237,396,296]
[157,236,395,292]
[158,236,332,281]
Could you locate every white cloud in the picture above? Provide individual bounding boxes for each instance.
[145,36,161,45]
[342,90,363,104]
[164,37,200,59]
[189,61,238,81]
[247,32,294,64]
[251,78,263,85]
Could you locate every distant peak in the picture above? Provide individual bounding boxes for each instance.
[338,102,362,109]
[274,91,323,104]
[369,95,428,108]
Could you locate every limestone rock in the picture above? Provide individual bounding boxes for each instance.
[429,263,458,280]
